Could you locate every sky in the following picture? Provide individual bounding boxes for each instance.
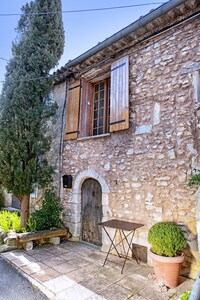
[0,0,165,92]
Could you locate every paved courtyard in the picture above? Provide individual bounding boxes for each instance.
[1,241,194,300]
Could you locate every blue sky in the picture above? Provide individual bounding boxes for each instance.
[0,0,165,92]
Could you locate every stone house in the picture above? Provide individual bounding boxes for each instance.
[52,0,200,271]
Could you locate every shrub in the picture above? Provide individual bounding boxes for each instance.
[11,212,21,232]
[180,290,191,300]
[27,214,36,232]
[0,211,21,233]
[188,169,200,187]
[28,189,62,231]
[148,222,185,257]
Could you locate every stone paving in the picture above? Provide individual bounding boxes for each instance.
[1,241,194,300]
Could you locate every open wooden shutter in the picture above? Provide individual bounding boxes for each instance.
[78,79,91,138]
[110,56,129,132]
[65,80,80,140]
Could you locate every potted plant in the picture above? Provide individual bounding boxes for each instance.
[148,222,185,288]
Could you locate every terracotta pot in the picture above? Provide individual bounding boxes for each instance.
[148,250,184,288]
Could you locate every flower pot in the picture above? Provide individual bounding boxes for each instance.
[148,250,184,288]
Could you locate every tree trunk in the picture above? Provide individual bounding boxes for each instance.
[20,194,30,229]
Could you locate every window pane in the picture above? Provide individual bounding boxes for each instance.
[99,118,103,127]
[100,90,104,99]
[95,92,99,101]
[94,101,98,110]
[99,108,104,118]
[100,100,104,108]
[98,127,103,135]
[94,110,98,119]
[100,82,104,90]
[93,119,98,128]
[93,128,97,135]
[95,84,99,92]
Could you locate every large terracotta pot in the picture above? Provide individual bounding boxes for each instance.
[149,250,184,288]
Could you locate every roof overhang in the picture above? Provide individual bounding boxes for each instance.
[54,0,200,83]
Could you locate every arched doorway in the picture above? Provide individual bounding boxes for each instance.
[81,178,102,246]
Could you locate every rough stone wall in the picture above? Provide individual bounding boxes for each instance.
[56,18,200,248]
[62,19,199,232]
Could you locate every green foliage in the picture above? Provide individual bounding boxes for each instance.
[0,0,64,201]
[188,169,200,187]
[10,212,21,232]
[28,190,62,231]
[0,211,21,233]
[179,290,191,300]
[148,222,185,257]
[27,214,37,232]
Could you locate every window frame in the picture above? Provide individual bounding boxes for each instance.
[91,78,110,136]
[64,56,129,141]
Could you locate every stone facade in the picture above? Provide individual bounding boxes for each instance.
[52,3,200,277]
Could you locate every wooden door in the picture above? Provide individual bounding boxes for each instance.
[81,179,102,246]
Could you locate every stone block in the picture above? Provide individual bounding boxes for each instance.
[4,237,18,247]
[131,182,142,188]
[4,232,18,247]
[24,241,34,251]
[0,232,7,244]
[135,124,152,134]
[104,163,110,171]
[49,237,60,245]
[153,103,160,125]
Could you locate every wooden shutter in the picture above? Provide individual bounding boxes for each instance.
[110,56,129,132]
[78,79,91,138]
[65,80,80,140]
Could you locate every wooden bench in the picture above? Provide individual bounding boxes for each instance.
[18,228,69,251]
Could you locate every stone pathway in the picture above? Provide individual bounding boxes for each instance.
[1,241,194,300]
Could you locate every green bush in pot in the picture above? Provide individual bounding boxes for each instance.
[148,222,185,288]
[148,221,185,257]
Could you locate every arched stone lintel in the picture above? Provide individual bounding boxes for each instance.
[73,167,110,195]
[71,167,110,240]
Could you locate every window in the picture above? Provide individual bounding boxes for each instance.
[92,79,110,136]
[65,56,129,140]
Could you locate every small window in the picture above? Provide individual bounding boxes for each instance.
[92,79,110,136]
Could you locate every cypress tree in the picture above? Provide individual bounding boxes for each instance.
[0,0,64,228]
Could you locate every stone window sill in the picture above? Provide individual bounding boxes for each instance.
[77,133,111,141]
